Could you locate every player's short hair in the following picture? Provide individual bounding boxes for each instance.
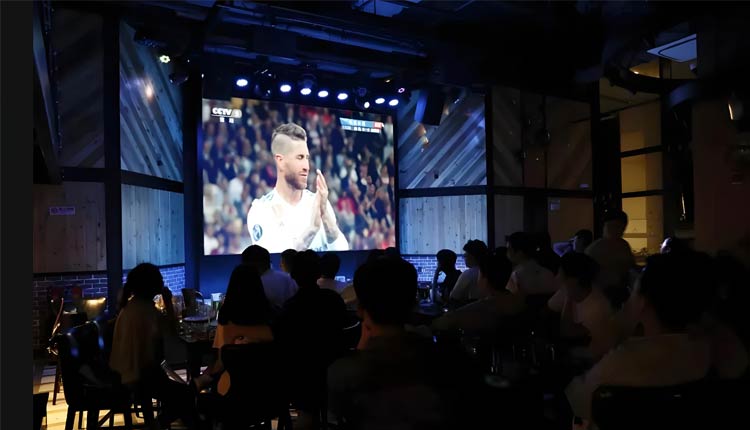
[271,123,307,155]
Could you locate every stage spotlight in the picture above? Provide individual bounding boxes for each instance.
[364,101,370,109]
[279,83,292,93]
[337,92,348,101]
[236,78,249,87]
[375,97,385,104]
[318,89,329,98]
[388,99,399,107]
[300,87,312,96]
[159,55,171,64]
[397,87,406,93]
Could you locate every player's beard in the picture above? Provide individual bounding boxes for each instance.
[285,170,308,191]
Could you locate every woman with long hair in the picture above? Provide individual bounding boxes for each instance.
[195,263,274,395]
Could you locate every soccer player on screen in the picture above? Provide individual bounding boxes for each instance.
[246,123,349,253]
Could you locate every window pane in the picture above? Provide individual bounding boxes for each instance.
[399,195,487,254]
[492,87,523,186]
[522,92,546,188]
[547,198,593,244]
[546,96,592,190]
[621,152,663,193]
[398,88,486,189]
[622,196,663,260]
[494,195,524,247]
[620,102,661,152]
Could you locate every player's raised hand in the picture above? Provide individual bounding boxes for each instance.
[316,169,329,203]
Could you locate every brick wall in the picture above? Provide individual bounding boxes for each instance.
[32,272,109,352]
[402,255,467,282]
[32,264,185,353]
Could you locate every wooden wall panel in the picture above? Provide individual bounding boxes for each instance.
[33,182,107,273]
[122,185,184,269]
[399,195,487,254]
[397,89,486,189]
[51,9,105,168]
[119,22,183,181]
[547,198,593,244]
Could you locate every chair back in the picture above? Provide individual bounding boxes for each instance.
[219,343,288,425]
[55,322,108,407]
[592,380,716,430]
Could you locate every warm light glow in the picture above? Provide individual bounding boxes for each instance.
[729,102,735,120]
[145,84,154,99]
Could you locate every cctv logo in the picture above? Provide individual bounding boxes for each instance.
[211,107,242,123]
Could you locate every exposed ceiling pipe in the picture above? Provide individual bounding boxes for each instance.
[216,6,427,58]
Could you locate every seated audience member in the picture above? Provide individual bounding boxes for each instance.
[431,250,524,334]
[565,252,712,429]
[548,253,623,362]
[449,239,490,303]
[506,232,557,295]
[273,250,348,429]
[318,252,348,294]
[535,231,561,274]
[553,229,594,257]
[242,245,298,311]
[384,246,400,258]
[328,256,487,429]
[585,209,636,289]
[432,249,462,303]
[694,253,749,379]
[280,248,298,274]
[338,249,389,310]
[110,263,200,430]
[194,264,274,395]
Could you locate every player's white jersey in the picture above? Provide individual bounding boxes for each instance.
[246,189,349,253]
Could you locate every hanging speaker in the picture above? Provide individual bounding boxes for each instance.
[414,87,446,126]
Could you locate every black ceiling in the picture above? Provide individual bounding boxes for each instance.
[66,1,750,97]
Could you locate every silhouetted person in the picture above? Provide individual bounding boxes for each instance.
[449,239,490,303]
[328,256,487,429]
[585,209,636,289]
[535,231,561,274]
[280,248,298,274]
[554,229,594,256]
[566,252,713,428]
[432,249,462,303]
[432,250,524,335]
[318,252,348,294]
[110,263,200,430]
[506,232,557,295]
[273,250,347,429]
[242,245,298,311]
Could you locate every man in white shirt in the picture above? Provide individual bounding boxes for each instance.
[565,252,712,429]
[246,123,349,253]
[505,232,557,296]
[242,245,299,311]
[585,209,636,289]
[449,240,490,304]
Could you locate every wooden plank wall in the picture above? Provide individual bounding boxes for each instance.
[397,89,487,189]
[33,182,107,273]
[119,22,183,182]
[51,9,105,168]
[122,185,184,270]
[399,195,487,254]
